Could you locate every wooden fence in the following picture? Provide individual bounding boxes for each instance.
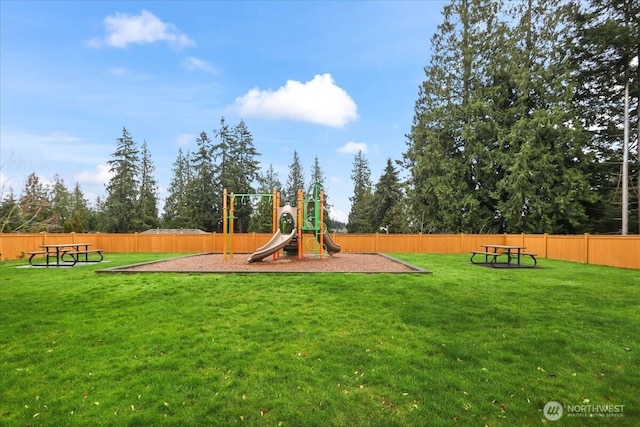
[0,232,638,269]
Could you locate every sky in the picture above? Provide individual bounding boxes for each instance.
[1,1,446,224]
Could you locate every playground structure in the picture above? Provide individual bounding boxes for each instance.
[222,182,341,262]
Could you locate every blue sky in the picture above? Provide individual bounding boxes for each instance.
[1,1,445,223]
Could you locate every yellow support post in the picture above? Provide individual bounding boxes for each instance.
[298,189,303,260]
[273,189,279,260]
[223,189,228,260]
[229,192,235,259]
[319,190,324,258]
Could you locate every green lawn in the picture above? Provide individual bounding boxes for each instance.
[1,253,638,426]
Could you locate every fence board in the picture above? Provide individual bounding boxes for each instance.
[1,232,638,269]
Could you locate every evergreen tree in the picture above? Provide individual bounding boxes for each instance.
[250,164,282,233]
[103,128,140,233]
[371,158,408,234]
[218,119,261,232]
[0,189,23,233]
[187,131,218,231]
[308,156,332,227]
[404,0,597,234]
[494,0,595,233]
[19,173,52,232]
[284,151,305,206]
[572,0,639,233]
[347,151,374,233]
[163,148,193,228]
[50,174,72,232]
[135,140,160,231]
[92,195,108,232]
[69,183,91,232]
[402,0,478,233]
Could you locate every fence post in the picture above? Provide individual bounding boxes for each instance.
[584,233,589,265]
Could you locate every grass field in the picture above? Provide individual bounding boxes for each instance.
[1,253,638,426]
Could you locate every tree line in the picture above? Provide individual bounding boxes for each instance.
[1,0,638,235]
[401,0,638,234]
[0,119,354,234]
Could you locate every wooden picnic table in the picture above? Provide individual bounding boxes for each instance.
[27,243,103,267]
[470,244,537,268]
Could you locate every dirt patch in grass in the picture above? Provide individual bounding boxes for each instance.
[99,253,430,274]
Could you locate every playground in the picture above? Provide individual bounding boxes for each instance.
[223,183,341,263]
[101,252,428,273]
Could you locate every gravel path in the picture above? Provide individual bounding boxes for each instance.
[105,253,429,273]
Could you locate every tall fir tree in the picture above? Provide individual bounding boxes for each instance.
[220,119,261,232]
[308,156,332,227]
[572,0,639,233]
[347,151,374,233]
[163,148,193,228]
[104,127,140,233]
[69,182,91,232]
[494,0,595,233]
[0,189,23,232]
[284,151,305,206]
[371,159,408,234]
[135,140,160,231]
[250,164,282,233]
[50,174,72,233]
[404,0,597,234]
[187,131,218,232]
[19,173,52,232]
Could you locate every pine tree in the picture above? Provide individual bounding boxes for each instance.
[50,174,72,232]
[402,0,490,233]
[347,151,374,233]
[250,164,281,233]
[308,156,332,226]
[163,148,193,228]
[19,173,52,232]
[572,0,639,233]
[0,189,23,233]
[134,140,159,231]
[221,119,261,232]
[284,151,305,206]
[494,0,595,233]
[104,128,140,233]
[187,131,218,232]
[371,159,408,234]
[70,183,91,232]
[404,0,597,234]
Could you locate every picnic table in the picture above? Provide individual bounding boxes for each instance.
[27,243,103,267]
[470,244,537,268]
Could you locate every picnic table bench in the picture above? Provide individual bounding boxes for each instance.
[28,243,103,267]
[471,245,537,268]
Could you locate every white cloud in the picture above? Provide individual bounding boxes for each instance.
[87,10,195,48]
[337,141,368,154]
[106,67,128,77]
[176,133,195,146]
[75,164,112,187]
[329,206,348,224]
[233,74,358,128]
[182,56,217,74]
